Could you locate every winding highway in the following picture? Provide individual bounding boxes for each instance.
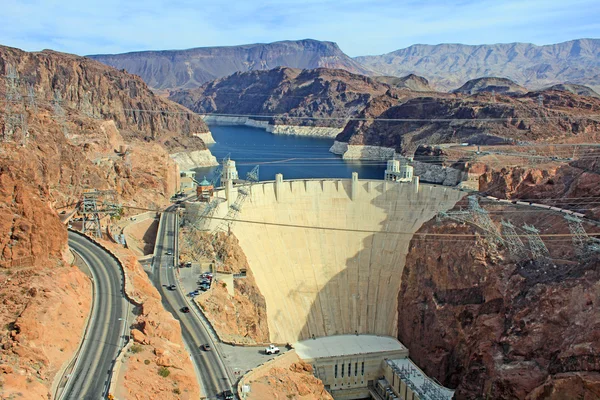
[62,231,129,400]
[151,210,232,398]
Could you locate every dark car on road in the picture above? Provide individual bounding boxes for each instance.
[167,284,176,290]
[181,306,190,313]
[201,343,211,351]
[221,390,234,400]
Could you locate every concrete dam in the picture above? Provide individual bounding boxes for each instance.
[209,176,466,344]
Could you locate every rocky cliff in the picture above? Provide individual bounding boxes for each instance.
[169,67,390,132]
[398,201,600,399]
[0,45,210,153]
[179,230,269,344]
[0,45,209,397]
[356,38,600,92]
[334,88,600,156]
[90,39,373,91]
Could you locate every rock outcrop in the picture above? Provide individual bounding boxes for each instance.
[179,231,269,344]
[452,77,528,96]
[169,67,390,134]
[356,38,600,92]
[0,45,211,153]
[397,197,600,399]
[334,88,600,156]
[374,74,433,92]
[90,39,373,91]
[539,83,600,99]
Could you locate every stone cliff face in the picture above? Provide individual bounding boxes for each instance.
[356,38,600,92]
[0,45,210,397]
[90,39,373,91]
[398,204,600,399]
[479,154,600,219]
[0,45,210,152]
[335,89,600,155]
[169,67,390,129]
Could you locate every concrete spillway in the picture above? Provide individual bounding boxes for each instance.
[211,178,465,343]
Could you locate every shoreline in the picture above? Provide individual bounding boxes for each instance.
[201,115,343,138]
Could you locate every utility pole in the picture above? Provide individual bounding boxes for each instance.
[80,189,121,238]
[3,64,28,145]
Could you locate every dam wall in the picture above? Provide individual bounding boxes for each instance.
[210,178,466,343]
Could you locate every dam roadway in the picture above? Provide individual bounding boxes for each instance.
[151,210,231,398]
[63,232,129,400]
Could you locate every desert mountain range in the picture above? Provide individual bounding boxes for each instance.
[90,38,600,93]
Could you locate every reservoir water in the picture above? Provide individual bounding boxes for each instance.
[193,125,387,182]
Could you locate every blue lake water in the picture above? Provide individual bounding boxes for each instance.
[193,125,386,182]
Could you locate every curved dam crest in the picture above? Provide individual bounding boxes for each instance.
[210,178,466,343]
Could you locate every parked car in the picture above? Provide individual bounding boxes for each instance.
[181,306,190,313]
[167,284,176,290]
[188,290,199,297]
[202,343,211,351]
[165,251,173,256]
[199,285,209,292]
[186,262,192,268]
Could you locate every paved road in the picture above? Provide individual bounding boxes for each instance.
[63,232,129,400]
[151,211,232,398]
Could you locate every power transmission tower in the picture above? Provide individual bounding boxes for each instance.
[3,64,28,145]
[438,196,503,249]
[522,224,551,264]
[26,84,37,113]
[81,92,95,118]
[80,189,121,238]
[214,165,259,234]
[500,219,526,259]
[564,214,600,258]
[52,89,69,138]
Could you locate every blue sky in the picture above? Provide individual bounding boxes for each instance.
[1,0,599,56]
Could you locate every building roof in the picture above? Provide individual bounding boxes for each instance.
[295,335,407,360]
[387,359,454,400]
[199,177,211,186]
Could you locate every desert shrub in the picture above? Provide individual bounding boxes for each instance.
[158,366,170,378]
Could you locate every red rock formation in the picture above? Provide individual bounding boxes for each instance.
[397,203,600,399]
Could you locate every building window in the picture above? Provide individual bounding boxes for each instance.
[341,363,345,378]
[361,362,365,376]
[334,364,338,378]
[355,362,358,377]
[348,363,351,376]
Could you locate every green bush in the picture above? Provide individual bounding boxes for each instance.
[221,282,227,288]
[158,366,170,378]
[144,359,150,365]
[173,388,181,395]
[130,344,143,354]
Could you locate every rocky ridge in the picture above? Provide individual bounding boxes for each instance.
[90,39,373,91]
[334,88,600,157]
[169,67,391,135]
[452,77,528,96]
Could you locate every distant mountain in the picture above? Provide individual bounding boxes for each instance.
[355,39,600,92]
[169,67,390,128]
[373,74,433,92]
[89,39,373,91]
[452,77,528,96]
